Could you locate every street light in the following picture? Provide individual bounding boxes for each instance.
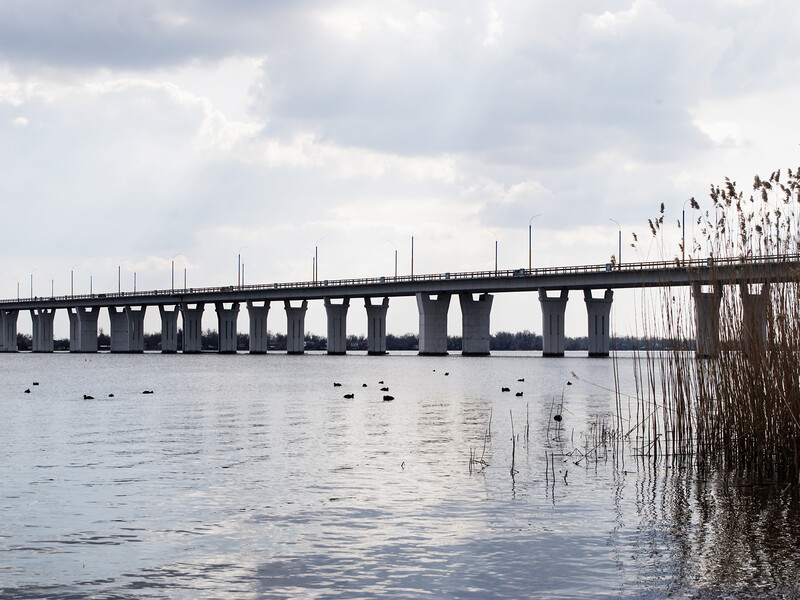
[82,269,93,295]
[682,198,698,265]
[171,253,186,293]
[487,229,498,274]
[237,246,249,289]
[315,238,325,282]
[386,240,398,278]
[411,234,415,278]
[609,219,621,268]
[529,214,541,271]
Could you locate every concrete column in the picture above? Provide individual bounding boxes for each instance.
[108,306,130,353]
[324,298,349,355]
[459,293,493,356]
[0,309,19,352]
[417,293,451,356]
[68,308,80,353]
[584,289,613,357]
[247,301,270,354]
[364,297,389,355]
[30,308,56,353]
[740,282,769,353]
[692,282,721,358]
[159,305,180,353]
[285,300,308,354]
[76,307,100,353]
[181,303,205,353]
[215,302,240,353]
[125,306,146,353]
[539,289,568,357]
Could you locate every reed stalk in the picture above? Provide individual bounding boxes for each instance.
[628,168,800,483]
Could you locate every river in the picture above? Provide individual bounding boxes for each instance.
[1,351,799,598]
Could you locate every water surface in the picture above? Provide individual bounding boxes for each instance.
[2,351,799,598]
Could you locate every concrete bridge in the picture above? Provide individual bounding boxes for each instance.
[1,254,797,357]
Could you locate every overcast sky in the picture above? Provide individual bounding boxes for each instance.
[2,0,799,338]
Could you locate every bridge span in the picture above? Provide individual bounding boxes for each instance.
[1,254,797,357]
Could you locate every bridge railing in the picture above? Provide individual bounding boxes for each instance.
[5,252,800,305]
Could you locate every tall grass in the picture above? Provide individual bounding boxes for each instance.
[629,168,800,483]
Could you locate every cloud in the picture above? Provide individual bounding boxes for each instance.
[2,1,800,337]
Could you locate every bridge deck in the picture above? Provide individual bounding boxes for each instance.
[3,254,799,311]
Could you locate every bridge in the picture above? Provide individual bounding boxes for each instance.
[1,254,797,357]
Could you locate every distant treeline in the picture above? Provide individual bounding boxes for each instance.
[17,330,693,352]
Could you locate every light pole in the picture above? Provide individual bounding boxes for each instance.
[609,219,621,268]
[82,269,93,295]
[386,240,398,278]
[682,198,695,265]
[411,235,415,278]
[315,238,324,282]
[171,253,184,293]
[237,246,249,289]
[529,214,541,271]
[487,229,498,274]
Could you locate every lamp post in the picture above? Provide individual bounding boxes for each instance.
[529,214,541,271]
[314,238,324,282]
[682,198,696,265]
[386,240,398,278]
[83,269,93,295]
[236,246,250,289]
[411,235,415,278]
[487,229,498,274]
[609,218,621,268]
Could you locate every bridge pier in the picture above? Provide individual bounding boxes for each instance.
[215,303,240,353]
[692,283,721,358]
[159,305,180,353]
[125,306,146,353]
[365,297,389,355]
[584,289,613,357]
[30,308,55,352]
[1,309,19,352]
[181,303,205,353]
[325,298,349,355]
[417,293,451,355]
[285,300,308,354]
[108,306,130,352]
[68,308,79,352]
[539,289,568,357]
[740,282,769,353]
[247,301,270,354]
[74,307,100,353]
[460,293,492,356]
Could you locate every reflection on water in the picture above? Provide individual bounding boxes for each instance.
[0,352,799,599]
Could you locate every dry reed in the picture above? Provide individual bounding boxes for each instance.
[628,168,800,483]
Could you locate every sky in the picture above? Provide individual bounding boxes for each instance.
[2,0,799,339]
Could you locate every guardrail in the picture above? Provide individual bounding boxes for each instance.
[4,252,800,305]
